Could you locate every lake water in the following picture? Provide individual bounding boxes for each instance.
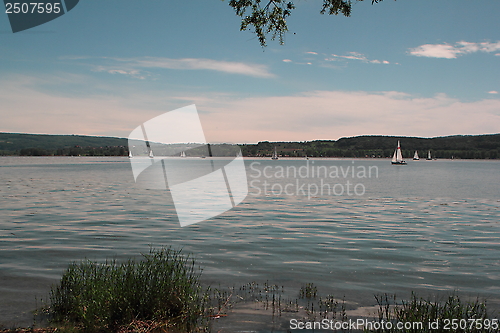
[0,156,499,330]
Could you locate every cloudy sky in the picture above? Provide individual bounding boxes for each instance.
[1,0,499,143]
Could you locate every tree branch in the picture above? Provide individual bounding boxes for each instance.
[225,0,385,47]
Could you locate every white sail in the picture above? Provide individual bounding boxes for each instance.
[148,148,154,158]
[271,146,278,160]
[427,150,432,160]
[392,149,398,163]
[391,140,406,164]
[181,151,186,157]
[392,140,403,162]
[396,145,403,161]
[413,151,419,160]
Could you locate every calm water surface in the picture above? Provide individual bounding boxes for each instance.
[0,157,499,329]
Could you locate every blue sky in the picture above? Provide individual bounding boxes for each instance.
[1,0,499,143]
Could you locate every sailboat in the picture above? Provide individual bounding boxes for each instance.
[391,141,407,165]
[413,151,419,160]
[271,146,278,160]
[180,151,186,158]
[148,148,154,159]
[426,150,432,160]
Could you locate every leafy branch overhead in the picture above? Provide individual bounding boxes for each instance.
[226,0,384,46]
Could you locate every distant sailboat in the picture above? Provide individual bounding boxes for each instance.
[413,151,419,160]
[148,148,154,159]
[128,150,132,158]
[391,141,407,165]
[180,151,186,158]
[426,150,432,160]
[271,146,278,160]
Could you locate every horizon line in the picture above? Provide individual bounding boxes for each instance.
[1,131,499,145]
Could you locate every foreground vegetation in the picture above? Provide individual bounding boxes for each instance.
[2,250,498,332]
[373,293,495,333]
[48,247,207,332]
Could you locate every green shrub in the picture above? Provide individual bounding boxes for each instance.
[372,292,494,333]
[49,247,206,332]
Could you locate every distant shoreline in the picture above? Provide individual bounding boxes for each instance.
[1,156,499,162]
[1,132,499,159]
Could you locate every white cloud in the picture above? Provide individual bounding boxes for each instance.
[409,44,458,59]
[326,52,390,64]
[197,91,500,142]
[95,67,149,80]
[282,58,312,66]
[69,56,274,78]
[1,74,498,143]
[488,91,499,94]
[119,57,274,78]
[477,41,500,53]
[108,69,128,75]
[332,52,366,61]
[287,51,392,68]
[0,75,153,136]
[409,41,500,59]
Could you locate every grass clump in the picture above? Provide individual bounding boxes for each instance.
[299,283,318,299]
[49,247,207,332]
[372,292,495,333]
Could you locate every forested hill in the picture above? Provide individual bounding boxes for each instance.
[0,133,128,156]
[242,134,500,159]
[1,132,499,159]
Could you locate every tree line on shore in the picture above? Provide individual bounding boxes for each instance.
[1,132,499,159]
[241,134,500,159]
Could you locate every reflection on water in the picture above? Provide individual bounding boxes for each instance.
[0,157,499,328]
